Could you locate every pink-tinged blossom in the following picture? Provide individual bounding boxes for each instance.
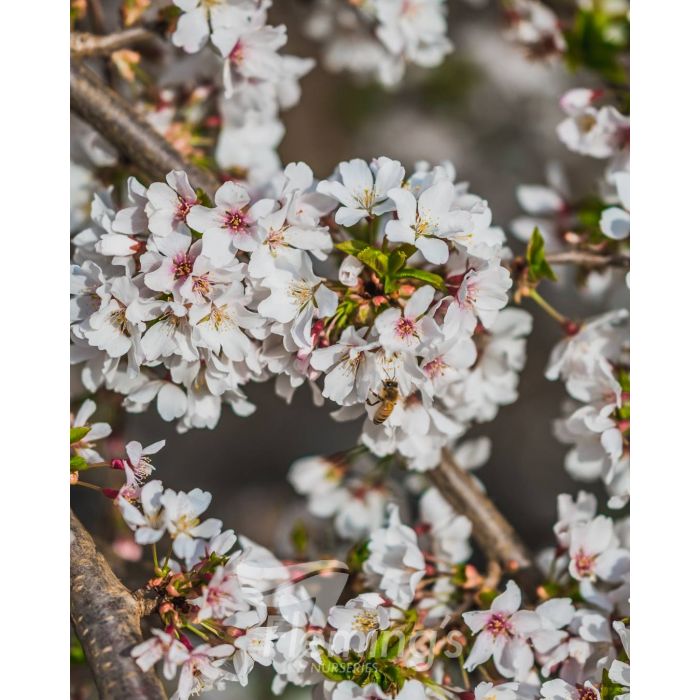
[146,170,199,238]
[568,515,629,583]
[187,181,275,265]
[375,285,440,353]
[540,678,601,700]
[462,580,542,680]
[444,258,512,334]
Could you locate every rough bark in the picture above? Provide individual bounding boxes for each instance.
[429,450,541,596]
[70,510,167,700]
[70,60,220,196]
[71,29,156,56]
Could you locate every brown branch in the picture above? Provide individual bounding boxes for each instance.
[71,510,167,699]
[70,60,220,196]
[429,450,541,597]
[546,250,630,269]
[71,29,157,56]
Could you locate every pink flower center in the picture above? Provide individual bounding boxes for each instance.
[175,195,194,221]
[224,208,249,234]
[171,252,194,280]
[229,40,245,65]
[484,612,512,638]
[573,549,596,578]
[423,357,447,379]
[578,687,598,700]
[395,316,417,340]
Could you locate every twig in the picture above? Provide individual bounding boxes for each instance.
[429,450,540,597]
[70,60,220,196]
[546,250,630,269]
[70,510,167,699]
[71,29,157,57]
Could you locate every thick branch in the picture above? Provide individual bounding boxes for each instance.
[429,450,540,595]
[70,510,167,699]
[546,250,630,269]
[71,29,156,56]
[70,60,220,196]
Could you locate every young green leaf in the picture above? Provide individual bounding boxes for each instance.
[70,454,89,471]
[70,426,91,444]
[394,268,445,289]
[526,227,557,284]
[357,247,389,275]
[387,250,407,276]
[335,239,370,256]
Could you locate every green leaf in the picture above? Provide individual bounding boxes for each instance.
[70,426,91,444]
[335,239,370,256]
[564,9,629,87]
[387,250,407,276]
[357,247,389,275]
[347,540,370,573]
[70,454,89,471]
[394,268,445,289]
[526,227,557,284]
[393,243,418,259]
[194,187,213,208]
[290,519,309,556]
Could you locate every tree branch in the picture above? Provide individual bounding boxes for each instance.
[71,29,157,56]
[70,510,167,699]
[70,60,220,196]
[429,450,540,596]
[546,250,630,269]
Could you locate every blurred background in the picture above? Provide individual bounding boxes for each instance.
[71,2,625,697]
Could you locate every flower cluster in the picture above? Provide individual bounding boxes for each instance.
[549,311,630,509]
[557,88,630,244]
[170,0,313,187]
[70,157,525,470]
[70,406,631,700]
[304,0,452,86]
[288,436,489,544]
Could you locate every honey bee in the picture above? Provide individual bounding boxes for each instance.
[367,379,400,425]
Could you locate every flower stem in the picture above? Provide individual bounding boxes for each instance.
[183,622,209,641]
[73,480,102,492]
[458,652,469,691]
[526,288,568,325]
